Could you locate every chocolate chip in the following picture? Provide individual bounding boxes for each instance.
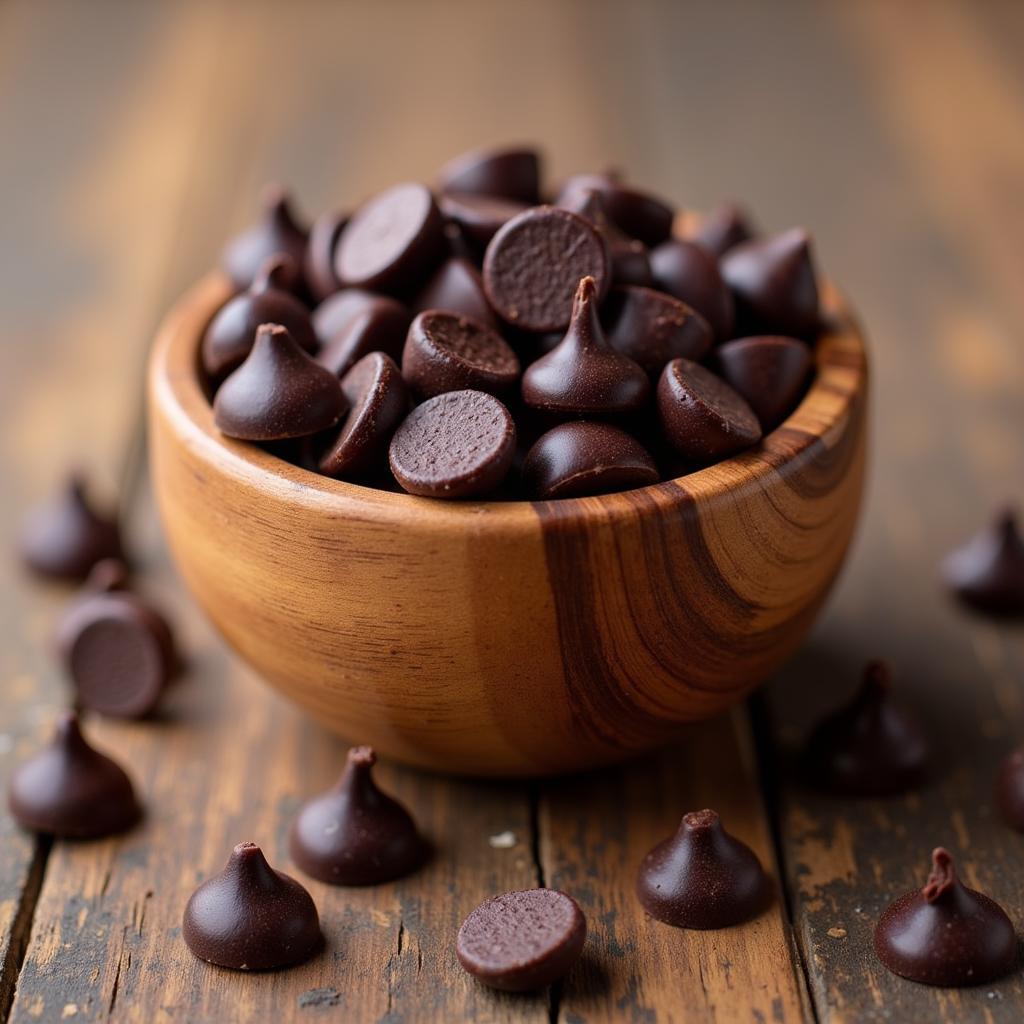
[650,239,735,341]
[82,557,130,594]
[555,173,674,246]
[214,324,346,441]
[483,207,610,332]
[437,146,541,204]
[305,209,348,302]
[635,809,770,929]
[801,661,929,797]
[603,285,713,377]
[559,188,652,287]
[438,192,529,249]
[202,256,318,379]
[19,474,123,581]
[221,185,308,292]
[313,289,412,377]
[686,203,756,257]
[521,276,649,417]
[942,508,1024,615]
[8,712,141,837]
[413,257,497,328]
[656,358,761,461]
[334,183,446,294]
[523,422,659,499]
[874,848,1016,986]
[721,229,820,339]
[456,889,586,991]
[716,335,812,431]
[389,390,516,499]
[289,746,427,885]
[995,748,1024,832]
[183,842,323,970]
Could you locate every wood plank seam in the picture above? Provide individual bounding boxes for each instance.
[0,837,50,1024]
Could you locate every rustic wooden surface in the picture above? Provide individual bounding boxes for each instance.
[1,1,1022,1022]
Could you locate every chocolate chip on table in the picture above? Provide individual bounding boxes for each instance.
[203,256,319,379]
[437,146,541,204]
[555,173,674,247]
[438,192,529,249]
[801,661,929,797]
[559,188,652,287]
[8,711,141,837]
[389,390,516,499]
[483,207,610,332]
[716,335,813,431]
[649,238,735,341]
[221,184,308,292]
[685,202,756,258]
[413,257,497,328]
[305,209,349,302]
[183,842,323,971]
[942,507,1024,615]
[523,421,659,500]
[995,747,1024,831]
[289,746,427,885]
[657,357,762,461]
[874,847,1016,986]
[313,289,412,377]
[214,324,346,441]
[334,182,446,294]
[456,889,587,992]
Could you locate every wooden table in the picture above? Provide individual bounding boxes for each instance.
[2,1,1023,1021]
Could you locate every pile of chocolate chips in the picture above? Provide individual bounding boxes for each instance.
[204,146,822,500]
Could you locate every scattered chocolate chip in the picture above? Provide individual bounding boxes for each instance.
[942,508,1024,616]
[305,209,349,302]
[721,229,820,339]
[656,358,761,461]
[555,174,674,246]
[221,185,308,292]
[560,189,652,287]
[8,712,141,837]
[716,335,812,431]
[995,747,1024,832]
[650,239,735,341]
[438,192,529,249]
[636,809,769,929]
[183,842,323,970]
[483,207,609,332]
[874,848,1016,986]
[313,289,412,377]
[413,257,497,328]
[389,390,516,499]
[214,324,346,441]
[686,203,756,257]
[456,889,586,991]
[289,746,427,885]
[437,146,541,204]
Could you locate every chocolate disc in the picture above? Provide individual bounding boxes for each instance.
[559,188,652,287]
[656,358,762,461]
[314,289,412,377]
[412,257,497,327]
[995,747,1024,831]
[483,207,609,332]
[456,889,587,992]
[183,842,323,971]
[874,848,1016,986]
[650,239,735,341]
[437,146,541,204]
[305,209,348,302]
[438,192,529,249]
[389,390,516,499]
[716,335,812,431]
[555,173,674,246]
[221,185,308,292]
[686,203,756,257]
[289,746,427,885]
[942,508,1024,615]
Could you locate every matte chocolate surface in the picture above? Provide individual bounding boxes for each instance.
[221,185,308,292]
[942,508,1024,615]
[438,192,529,249]
[305,209,349,302]
[413,257,497,328]
[650,238,735,341]
[559,188,652,287]
[555,173,674,246]
[686,202,755,257]
[437,146,541,204]
[314,289,412,377]
[716,335,812,431]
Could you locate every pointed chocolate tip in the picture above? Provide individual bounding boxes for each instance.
[575,275,598,304]
[347,745,377,768]
[253,255,296,294]
[261,182,288,213]
[54,709,82,740]
[682,808,719,832]
[922,847,957,903]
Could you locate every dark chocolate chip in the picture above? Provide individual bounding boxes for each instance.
[559,188,652,287]
[289,746,427,885]
[555,174,674,246]
[942,508,1024,616]
[183,842,323,970]
[438,192,529,249]
[800,661,929,797]
[214,324,346,441]
[523,421,659,499]
[221,185,308,292]
[716,335,812,431]
[483,207,610,333]
[412,257,497,328]
[456,889,586,992]
[874,848,1016,986]
[636,809,770,929]
[995,748,1024,832]
[649,239,735,341]
[305,209,349,302]
[686,203,756,257]
[8,712,141,838]
[313,289,412,377]
[82,557,130,594]
[437,146,541,204]
[656,358,761,461]
[389,390,516,499]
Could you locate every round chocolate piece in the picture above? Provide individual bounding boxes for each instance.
[686,203,756,257]
[523,422,659,500]
[214,324,346,441]
[721,229,820,339]
[995,747,1024,831]
[437,146,541,204]
[305,209,348,302]
[716,335,812,431]
[942,508,1024,616]
[482,207,610,333]
[389,390,516,499]
[8,712,141,838]
[801,661,929,797]
[560,188,652,287]
[413,257,497,327]
[289,746,427,885]
[202,256,318,379]
[314,289,412,377]
[221,185,308,292]
[19,475,123,582]
[438,192,529,249]
[334,183,446,294]
[555,174,674,246]
[650,239,735,342]
[521,276,649,417]
[402,311,520,399]
[656,358,762,461]
[874,848,1016,986]
[183,842,323,971]
[456,888,587,992]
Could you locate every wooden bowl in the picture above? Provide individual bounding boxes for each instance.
[148,272,867,776]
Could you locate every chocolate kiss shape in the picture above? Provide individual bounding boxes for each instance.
[562,189,652,287]
[555,173,674,246]
[649,239,735,342]
[687,203,756,258]
[801,661,929,797]
[214,324,346,441]
[716,335,813,431]
[413,257,497,328]
[183,842,323,970]
[289,747,427,885]
[521,276,649,417]
[221,185,308,292]
[874,848,1016,986]
[942,508,1024,615]
[636,809,770,929]
[437,146,541,204]
[19,475,123,581]
[8,712,141,837]
[995,747,1024,831]
[314,289,412,377]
